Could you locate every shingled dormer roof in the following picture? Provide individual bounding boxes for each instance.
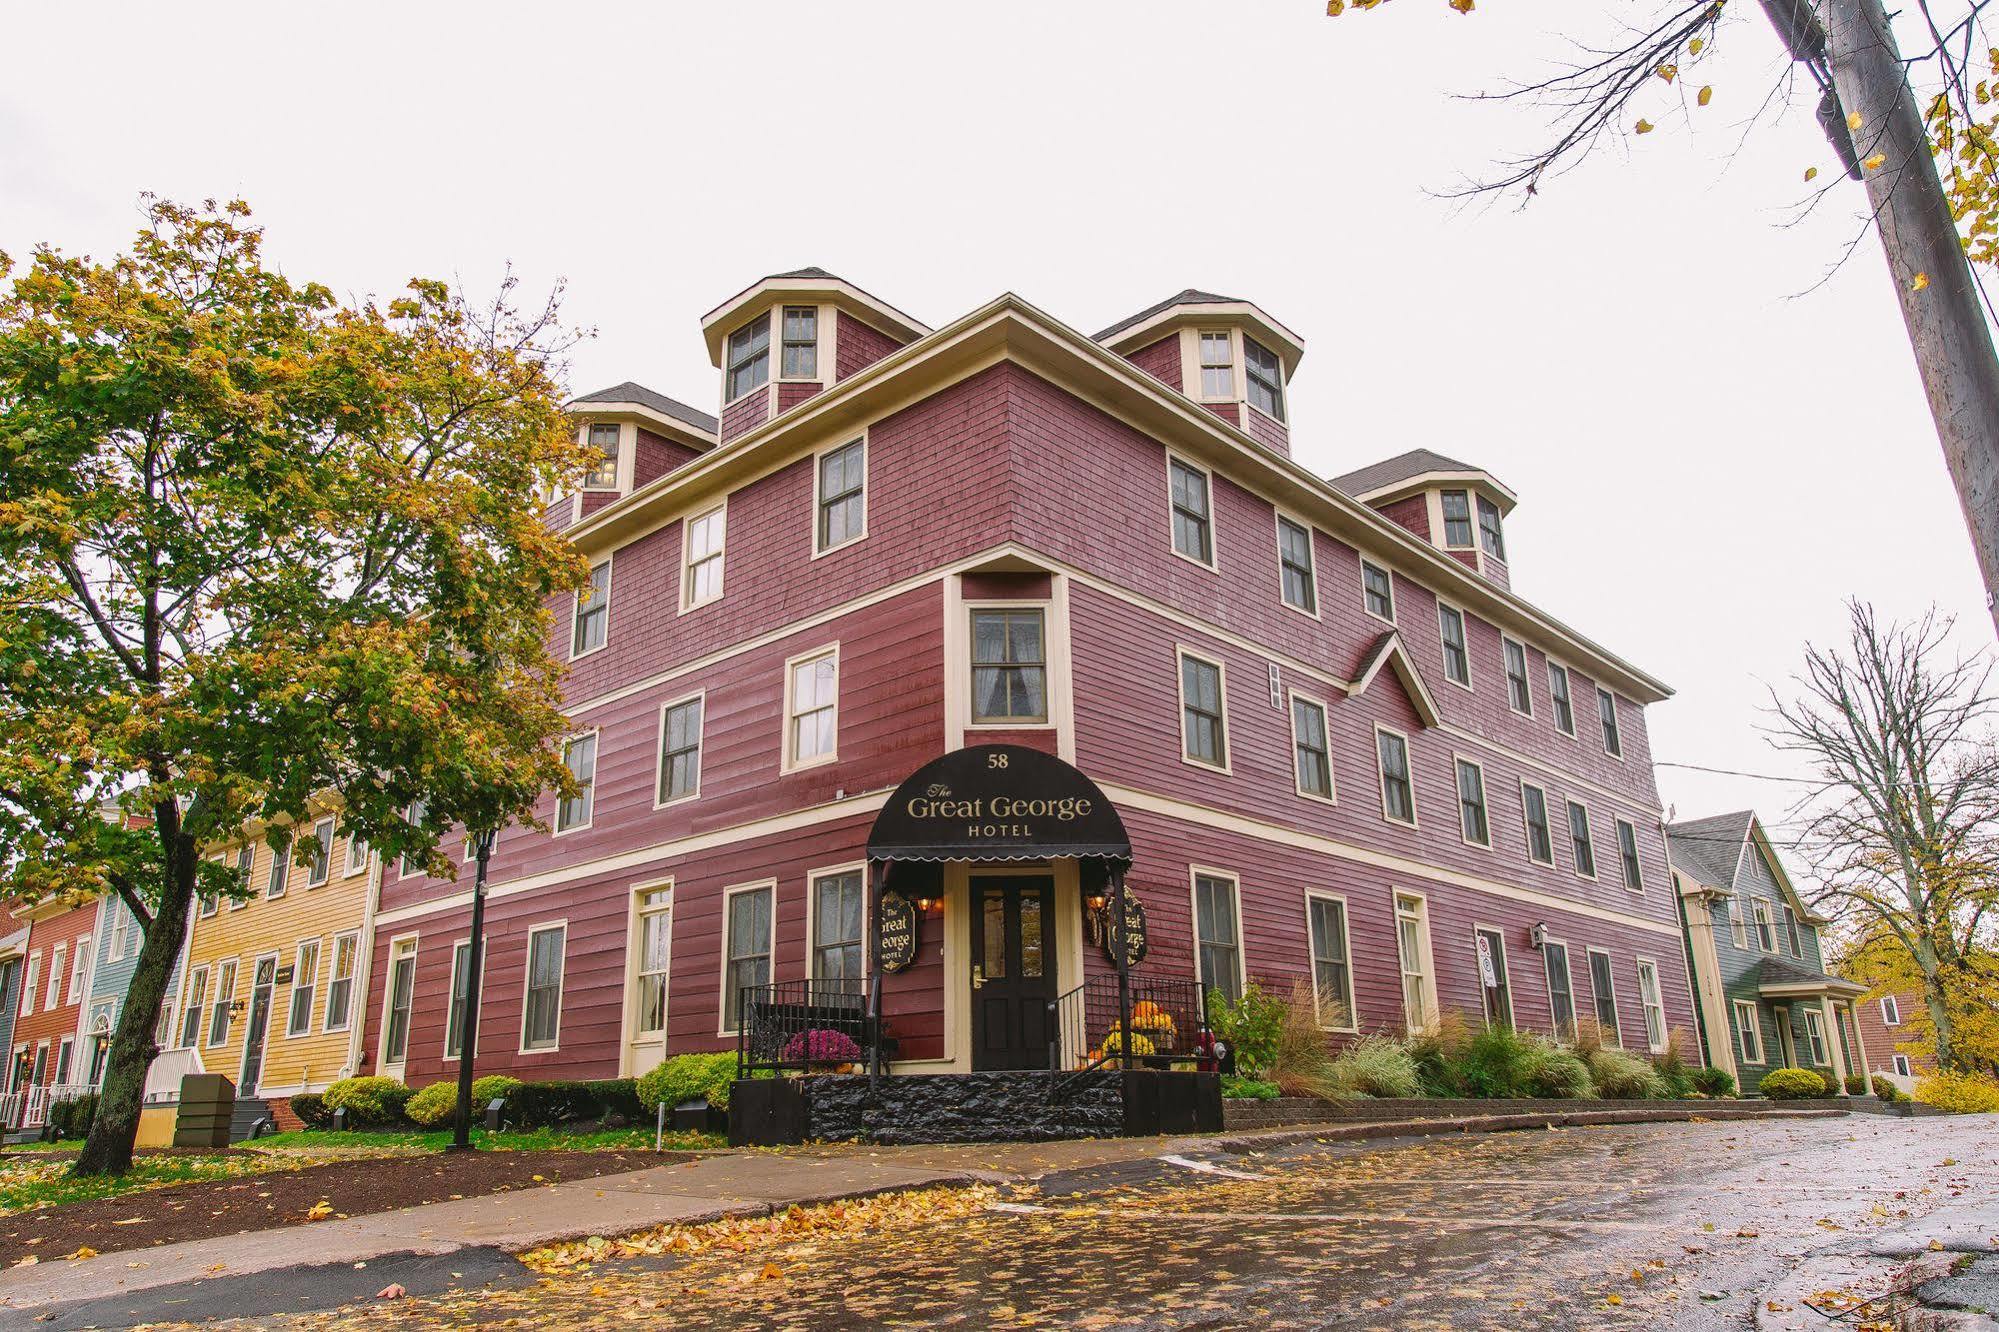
[1094,289,1245,342]
[570,381,718,435]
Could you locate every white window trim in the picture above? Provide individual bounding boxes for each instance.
[1164,452,1220,572]
[178,964,207,1048]
[1175,646,1231,774]
[653,689,707,808]
[781,643,841,773]
[322,930,360,1034]
[1359,557,1397,626]
[46,944,65,1010]
[1566,798,1598,880]
[1803,1006,1828,1066]
[718,879,778,1038]
[777,303,823,384]
[1752,899,1776,953]
[1881,995,1902,1026]
[1273,510,1320,620]
[569,555,613,662]
[1501,636,1534,718]
[19,952,36,1019]
[443,937,479,1061]
[305,817,335,888]
[1636,956,1668,1054]
[1587,946,1625,1048]
[811,436,869,558]
[1472,923,1516,1028]
[723,311,772,406]
[1436,600,1474,692]
[1516,780,1554,865]
[1375,723,1417,828]
[1193,327,1239,402]
[553,728,600,836]
[1893,1053,1913,1077]
[623,878,676,1056]
[1188,866,1248,1001]
[1453,753,1492,849]
[579,420,626,493]
[1396,892,1437,1035]
[1542,935,1576,1038]
[376,933,418,1071]
[1615,817,1645,893]
[679,501,727,613]
[804,860,870,983]
[1303,890,1359,1033]
[342,828,369,878]
[1546,660,1577,739]
[1733,998,1764,1065]
[1287,689,1336,805]
[964,599,1058,732]
[518,919,569,1055]
[205,957,238,1051]
[1728,897,1749,949]
[285,938,321,1039]
[1598,686,1626,761]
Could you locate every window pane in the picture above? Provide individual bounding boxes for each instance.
[1568,802,1595,876]
[1293,698,1330,797]
[1363,562,1393,620]
[1309,897,1352,1022]
[1439,606,1469,684]
[1244,337,1285,420]
[813,872,863,989]
[1195,877,1240,1002]
[1598,688,1622,756]
[1477,496,1506,559]
[1169,461,1211,562]
[1549,665,1574,734]
[1182,656,1226,765]
[1457,760,1488,844]
[1278,518,1315,611]
[1504,640,1531,713]
[1524,785,1552,862]
[1379,732,1413,823]
[1544,942,1575,1039]
[1590,952,1620,1044]
[1440,490,1473,547]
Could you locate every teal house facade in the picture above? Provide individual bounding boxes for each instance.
[1667,811,1869,1093]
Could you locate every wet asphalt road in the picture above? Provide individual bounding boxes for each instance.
[34,1113,1999,1330]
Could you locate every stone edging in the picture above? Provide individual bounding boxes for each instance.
[1201,1104,1852,1155]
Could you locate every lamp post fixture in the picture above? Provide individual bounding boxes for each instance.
[450,827,497,1152]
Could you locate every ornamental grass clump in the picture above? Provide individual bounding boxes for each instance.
[1569,1017,1666,1099]
[1650,1029,1698,1099]
[1328,1035,1422,1099]
[1264,982,1349,1102]
[1520,1039,1595,1099]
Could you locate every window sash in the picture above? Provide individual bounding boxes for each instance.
[324,934,357,1032]
[1548,664,1575,734]
[1292,698,1331,798]
[1307,896,1353,1024]
[1194,876,1241,1003]
[1362,561,1394,620]
[1752,902,1775,951]
[817,442,866,549]
[658,698,704,802]
[1544,942,1576,1040]
[726,316,771,400]
[780,306,817,378]
[1803,1008,1827,1065]
[1783,906,1801,955]
[1169,460,1213,563]
[208,960,237,1048]
[573,561,610,655]
[1378,731,1414,823]
[1181,655,1227,766]
[1617,820,1643,890]
[812,872,865,989]
[684,508,725,606]
[1440,490,1474,547]
[1477,495,1506,559]
[583,422,620,490]
[724,887,773,1031]
[287,941,319,1037]
[788,653,838,764]
[307,820,334,886]
[265,834,291,898]
[1638,962,1667,1051]
[1277,518,1315,612]
[1243,337,1284,420]
[971,610,1048,723]
[1198,332,1233,399]
[1568,802,1596,876]
[1881,996,1900,1025]
[1456,760,1489,844]
[1522,784,1553,863]
[1438,605,1470,685]
[1598,688,1622,756]
[1734,1000,1762,1064]
[445,941,473,1058]
[383,949,415,1062]
[1503,639,1532,714]
[180,969,208,1048]
[1589,950,1621,1045]
[522,927,566,1050]
[636,897,672,1035]
[557,734,597,831]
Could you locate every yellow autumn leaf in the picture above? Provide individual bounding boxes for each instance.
[64,1247,97,1261]
[1698,86,1713,107]
[1326,0,1344,13]
[1449,0,1474,12]
[1849,110,1865,129]
[306,1200,334,1221]
[1690,36,1705,54]
[1913,271,1931,290]
[1806,166,1820,181]
[1635,119,1655,134]
[1657,63,1678,82]
[1863,152,1887,170]
[1605,1293,1624,1306]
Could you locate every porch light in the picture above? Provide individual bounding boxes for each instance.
[915,893,939,913]
[1086,891,1107,911]
[1529,921,1550,951]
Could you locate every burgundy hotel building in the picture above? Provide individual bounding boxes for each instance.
[359,269,1695,1088]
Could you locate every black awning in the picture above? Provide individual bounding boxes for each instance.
[866,744,1132,866]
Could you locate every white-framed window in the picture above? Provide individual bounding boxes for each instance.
[1178,650,1228,770]
[1881,995,1902,1026]
[1192,871,1244,1003]
[582,422,620,491]
[1733,999,1763,1065]
[1478,495,1506,560]
[571,559,611,658]
[784,646,840,769]
[1752,899,1776,952]
[231,844,254,906]
[1728,897,1748,948]
[521,923,567,1052]
[19,953,37,1019]
[1276,515,1316,614]
[1783,904,1802,955]
[1803,1007,1828,1066]
[1197,331,1234,399]
[1521,782,1553,864]
[810,868,865,990]
[207,958,237,1048]
[555,732,597,833]
[286,939,320,1038]
[972,608,1048,723]
[1243,335,1285,420]
[1598,687,1623,757]
[1291,694,1334,802]
[67,937,89,1005]
[1455,757,1490,847]
[1893,1053,1913,1077]
[45,944,65,1010]
[381,936,417,1066]
[656,694,704,806]
[323,932,359,1033]
[1502,637,1533,716]
[399,799,429,878]
[1167,456,1215,566]
[445,939,475,1058]
[1377,726,1415,825]
[1437,603,1471,688]
[1474,925,1513,1028]
[1544,940,1577,1041]
[1616,819,1644,892]
[110,902,136,962]
[1306,892,1356,1029]
[1397,895,1435,1034]
[179,966,207,1048]
[1361,559,1395,622]
[1636,958,1668,1052]
[682,505,726,609]
[265,833,292,898]
[305,817,334,888]
[342,827,369,878]
[815,439,867,552]
[633,885,672,1037]
[1547,663,1575,736]
[1439,489,1474,548]
[1567,801,1596,878]
[780,305,818,379]
[721,883,774,1034]
[154,998,177,1051]
[1587,947,1622,1046]
[725,314,770,401]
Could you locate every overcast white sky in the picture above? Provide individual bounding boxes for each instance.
[4,0,1989,869]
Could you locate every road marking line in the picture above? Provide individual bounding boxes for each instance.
[1158,1154,1270,1181]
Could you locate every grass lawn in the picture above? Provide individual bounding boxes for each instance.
[251,1124,721,1154]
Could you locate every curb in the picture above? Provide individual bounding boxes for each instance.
[1199,1105,1851,1155]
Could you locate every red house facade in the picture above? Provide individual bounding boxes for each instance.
[360,273,1696,1088]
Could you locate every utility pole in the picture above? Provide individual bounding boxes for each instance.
[1777,0,1999,634]
[449,827,495,1152]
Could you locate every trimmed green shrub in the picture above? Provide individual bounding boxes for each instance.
[1812,1068,1840,1096]
[324,1076,413,1127]
[1588,1046,1668,1099]
[1329,1035,1422,1099]
[289,1092,331,1128]
[1759,1067,1829,1100]
[1522,1041,1595,1099]
[49,1094,97,1139]
[1208,982,1287,1080]
[1871,1072,1899,1101]
[1914,1070,1999,1114]
[506,1080,598,1128]
[586,1078,643,1121]
[405,1076,524,1128]
[1689,1066,1736,1098]
[1220,1075,1280,1100]
[1844,1073,1868,1096]
[636,1053,738,1114]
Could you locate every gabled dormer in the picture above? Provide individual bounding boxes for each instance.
[1095,289,1305,457]
[701,268,931,444]
[559,382,717,527]
[1330,449,1516,590]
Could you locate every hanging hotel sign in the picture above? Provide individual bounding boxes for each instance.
[866,745,1133,865]
[877,891,919,974]
[1102,892,1150,968]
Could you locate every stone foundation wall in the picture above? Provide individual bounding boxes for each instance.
[805,1071,1124,1145]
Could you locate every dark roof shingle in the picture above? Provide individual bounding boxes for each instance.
[1329,448,1486,498]
[570,381,718,435]
[1093,289,1243,342]
[1664,811,1754,891]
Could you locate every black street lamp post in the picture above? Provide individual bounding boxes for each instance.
[450,827,497,1151]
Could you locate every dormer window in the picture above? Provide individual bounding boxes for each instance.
[781,307,818,378]
[1243,336,1285,421]
[582,423,620,491]
[1198,332,1234,398]
[726,316,771,401]
[1478,496,1507,560]
[1440,490,1474,548]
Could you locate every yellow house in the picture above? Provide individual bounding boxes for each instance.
[169,802,380,1108]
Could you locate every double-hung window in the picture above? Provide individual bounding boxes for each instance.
[207,959,237,1048]
[1456,758,1489,845]
[383,939,416,1064]
[1438,604,1471,686]
[657,696,704,804]
[1803,1007,1828,1066]
[1180,652,1227,768]
[1548,663,1575,735]
[1377,728,1415,825]
[342,827,368,878]
[1637,960,1667,1052]
[1616,819,1644,891]
[231,844,253,906]
[582,423,620,490]
[1597,687,1623,757]
[634,887,672,1035]
[306,818,334,887]
[287,940,319,1038]
[1291,696,1332,800]
[781,306,817,378]
[786,649,839,767]
[180,967,207,1049]
[265,833,291,899]
[1589,949,1622,1045]
[1752,900,1776,952]
[1893,1053,1913,1077]
[811,870,864,991]
[1475,926,1512,1028]
[683,506,725,608]
[1198,332,1234,399]
[399,799,429,878]
[1729,898,1749,948]
[1544,941,1577,1040]
[557,733,597,833]
[1194,873,1242,1003]
[1244,336,1285,420]
[521,924,566,1052]
[1567,801,1596,877]
[1783,905,1802,955]
[1881,995,1902,1025]
[1306,894,1354,1027]
[726,315,770,400]
[817,441,866,550]
[1396,893,1433,1033]
[1168,459,1213,564]
[324,932,358,1032]
[722,885,773,1032]
[1361,560,1394,621]
[1503,637,1533,715]
[1477,496,1506,560]
[1440,490,1474,547]
[972,609,1047,723]
[1521,782,1553,864]
[572,560,610,656]
[1733,999,1763,1065]
[445,940,474,1058]
[1276,517,1316,613]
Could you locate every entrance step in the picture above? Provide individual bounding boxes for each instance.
[228,1096,273,1142]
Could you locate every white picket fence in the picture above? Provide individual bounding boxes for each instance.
[3,1083,96,1130]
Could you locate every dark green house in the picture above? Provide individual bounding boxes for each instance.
[1666,811,1869,1094]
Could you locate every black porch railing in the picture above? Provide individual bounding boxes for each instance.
[736,980,892,1077]
[1049,973,1209,1094]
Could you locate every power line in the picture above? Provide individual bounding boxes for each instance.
[1654,760,1826,785]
